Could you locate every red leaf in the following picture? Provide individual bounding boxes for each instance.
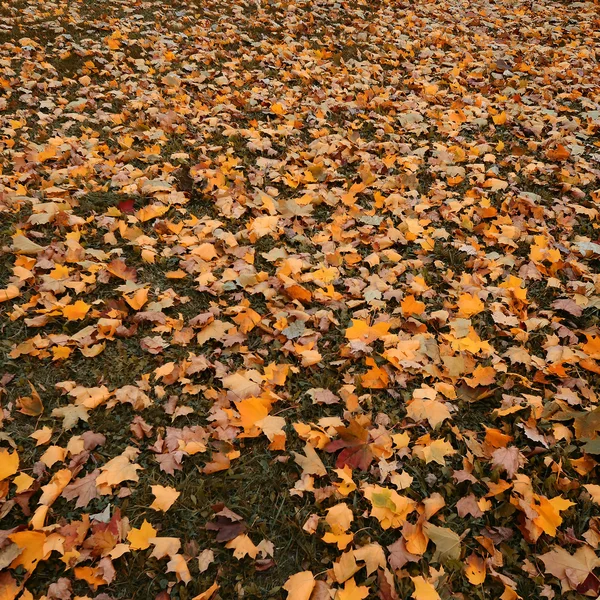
[118,198,135,214]
[324,419,374,471]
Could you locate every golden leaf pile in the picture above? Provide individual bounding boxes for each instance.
[1,0,600,598]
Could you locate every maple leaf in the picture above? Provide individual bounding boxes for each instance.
[539,546,600,592]
[413,437,456,465]
[456,495,485,518]
[150,537,181,559]
[221,371,262,399]
[0,572,21,600]
[337,578,369,600]
[225,533,259,559]
[353,543,386,575]
[283,571,316,600]
[16,382,43,416]
[325,419,375,471]
[0,284,20,303]
[464,365,496,388]
[166,554,191,584]
[399,295,425,317]
[117,198,135,214]
[127,520,157,550]
[584,484,600,504]
[323,503,354,550]
[293,442,327,477]
[235,396,270,435]
[62,300,90,321]
[403,519,429,555]
[12,234,46,254]
[363,485,417,529]
[13,472,34,494]
[411,576,439,600]
[333,466,357,496]
[96,447,142,490]
[491,446,522,479]
[206,505,247,542]
[387,538,420,570]
[0,449,19,481]
[74,566,107,590]
[51,404,90,430]
[150,484,180,512]
[406,399,451,429]
[106,258,137,281]
[307,388,340,405]
[8,531,47,573]
[571,407,600,440]
[39,468,72,506]
[531,494,574,537]
[345,319,390,344]
[457,293,484,318]
[232,306,261,333]
[361,357,390,389]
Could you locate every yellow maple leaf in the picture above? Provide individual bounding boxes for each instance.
[270,102,286,115]
[363,485,417,529]
[74,566,107,590]
[457,293,484,318]
[414,437,456,465]
[345,319,390,344]
[127,520,157,550]
[124,287,148,310]
[492,111,507,125]
[406,399,451,429]
[39,469,72,506]
[401,295,425,317]
[293,443,327,477]
[166,554,191,584]
[8,531,47,573]
[235,397,270,435]
[403,519,429,555]
[361,357,390,389]
[149,537,181,559]
[411,576,440,600]
[0,449,19,481]
[337,577,369,600]
[62,300,90,321]
[532,495,574,536]
[232,307,261,333]
[150,485,180,512]
[323,503,354,550]
[13,472,35,493]
[465,365,496,388]
[225,533,258,559]
[283,571,315,600]
[96,447,142,490]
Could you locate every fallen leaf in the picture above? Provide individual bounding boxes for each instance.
[150,484,180,512]
[127,520,157,550]
[410,576,440,600]
[283,570,316,600]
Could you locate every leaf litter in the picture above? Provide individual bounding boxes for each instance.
[0,0,600,598]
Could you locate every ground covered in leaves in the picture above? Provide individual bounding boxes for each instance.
[1,0,600,598]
